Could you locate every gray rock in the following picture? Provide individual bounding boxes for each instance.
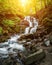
[23,49,45,65]
[44,39,50,46]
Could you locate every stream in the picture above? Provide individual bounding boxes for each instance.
[0,34,26,58]
[0,17,39,65]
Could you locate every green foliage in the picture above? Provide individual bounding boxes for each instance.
[14,17,21,22]
[13,17,21,25]
[3,19,15,27]
[14,25,20,33]
[0,27,3,35]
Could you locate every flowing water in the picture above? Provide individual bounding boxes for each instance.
[0,17,38,65]
[0,20,38,55]
[0,34,25,55]
[24,16,38,34]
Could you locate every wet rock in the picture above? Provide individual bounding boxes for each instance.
[0,35,10,43]
[17,40,26,44]
[18,34,34,41]
[26,39,31,42]
[43,39,50,47]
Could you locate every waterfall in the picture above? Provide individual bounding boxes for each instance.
[24,16,38,34]
[0,16,38,54]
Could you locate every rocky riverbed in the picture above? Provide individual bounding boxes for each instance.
[0,25,52,65]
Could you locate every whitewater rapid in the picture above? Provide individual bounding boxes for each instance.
[0,34,25,53]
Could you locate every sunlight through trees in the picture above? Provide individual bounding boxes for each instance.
[0,0,52,16]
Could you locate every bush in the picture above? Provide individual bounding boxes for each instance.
[13,17,21,25]
[0,27,3,35]
[3,19,15,27]
[15,17,21,22]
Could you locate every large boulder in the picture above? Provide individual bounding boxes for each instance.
[23,49,45,65]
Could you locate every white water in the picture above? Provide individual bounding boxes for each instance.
[0,48,8,54]
[24,16,38,34]
[0,34,25,53]
[8,34,20,42]
[9,43,25,51]
[8,34,25,51]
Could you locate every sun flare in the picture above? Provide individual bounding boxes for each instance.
[20,0,28,6]
[3,0,46,16]
[21,0,26,3]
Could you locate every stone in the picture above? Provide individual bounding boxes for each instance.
[18,34,34,41]
[23,49,45,65]
[44,39,50,46]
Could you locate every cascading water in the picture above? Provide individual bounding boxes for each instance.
[0,34,25,65]
[8,34,20,42]
[0,16,38,56]
[0,16,39,57]
[0,34,25,56]
[24,16,38,34]
[0,16,39,65]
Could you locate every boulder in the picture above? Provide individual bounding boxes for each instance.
[43,39,50,46]
[23,49,45,65]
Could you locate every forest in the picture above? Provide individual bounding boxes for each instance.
[0,0,52,42]
[0,0,52,65]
